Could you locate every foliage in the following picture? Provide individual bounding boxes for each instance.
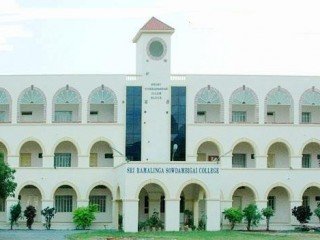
[145,211,163,230]
[183,210,195,229]
[292,205,312,224]
[24,205,37,229]
[118,214,123,231]
[73,204,98,230]
[41,207,55,230]
[10,201,22,230]
[314,205,320,222]
[0,160,17,199]
[243,204,262,231]
[197,215,206,230]
[262,207,274,231]
[223,207,243,230]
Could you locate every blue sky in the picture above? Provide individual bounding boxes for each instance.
[1,0,320,75]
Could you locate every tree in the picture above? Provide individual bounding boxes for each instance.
[223,207,243,230]
[73,204,98,230]
[24,205,37,229]
[314,205,320,222]
[262,207,274,231]
[292,205,312,224]
[0,160,17,199]
[10,201,22,230]
[243,204,262,231]
[41,207,55,230]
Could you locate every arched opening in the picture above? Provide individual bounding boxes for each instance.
[300,88,320,124]
[0,88,11,123]
[232,142,255,168]
[138,183,166,229]
[267,142,290,168]
[89,141,114,167]
[0,142,8,164]
[88,86,117,123]
[265,87,293,124]
[197,141,220,162]
[302,186,320,223]
[54,141,78,167]
[230,86,258,124]
[179,183,207,229]
[53,185,77,223]
[267,186,290,224]
[0,142,8,220]
[232,186,255,210]
[302,142,320,168]
[194,86,223,123]
[19,141,43,167]
[18,86,46,123]
[18,185,42,223]
[53,86,81,123]
[89,185,113,226]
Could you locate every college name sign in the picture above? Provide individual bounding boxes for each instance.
[126,166,219,174]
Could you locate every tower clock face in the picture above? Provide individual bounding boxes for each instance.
[147,38,167,60]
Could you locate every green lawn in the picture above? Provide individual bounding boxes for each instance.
[68,230,320,240]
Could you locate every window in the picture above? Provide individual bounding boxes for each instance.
[197,111,206,122]
[160,195,165,213]
[21,111,32,116]
[54,153,71,167]
[302,196,310,207]
[302,112,311,123]
[55,195,73,212]
[267,112,274,116]
[267,196,275,210]
[89,195,106,212]
[232,111,246,123]
[90,111,98,115]
[302,154,311,168]
[232,154,246,168]
[144,196,149,214]
[208,155,219,162]
[54,111,72,122]
[0,111,6,122]
[104,153,113,158]
[180,196,185,213]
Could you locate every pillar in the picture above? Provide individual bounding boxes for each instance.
[78,155,89,168]
[7,155,19,168]
[255,155,268,168]
[193,200,199,227]
[220,155,232,168]
[42,155,54,168]
[259,99,265,124]
[290,200,302,225]
[112,200,119,230]
[82,102,87,123]
[206,199,221,231]
[224,101,229,124]
[165,199,180,231]
[148,193,161,217]
[123,199,138,232]
[294,101,299,124]
[291,156,302,169]
[11,98,17,124]
[46,101,52,124]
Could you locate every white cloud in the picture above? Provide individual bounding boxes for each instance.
[0,24,32,51]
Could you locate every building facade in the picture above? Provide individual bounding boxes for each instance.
[1,17,320,232]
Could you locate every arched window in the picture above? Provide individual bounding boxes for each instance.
[265,87,293,124]
[88,86,117,123]
[18,86,46,123]
[230,86,258,123]
[0,88,11,123]
[300,87,320,124]
[194,86,223,123]
[53,86,82,123]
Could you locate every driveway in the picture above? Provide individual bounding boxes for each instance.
[0,230,82,240]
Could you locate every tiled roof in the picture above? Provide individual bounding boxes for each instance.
[140,17,174,31]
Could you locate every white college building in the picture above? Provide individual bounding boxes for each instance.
[1,17,320,232]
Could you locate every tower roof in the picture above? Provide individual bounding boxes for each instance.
[133,17,175,43]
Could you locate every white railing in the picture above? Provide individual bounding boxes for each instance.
[170,75,186,81]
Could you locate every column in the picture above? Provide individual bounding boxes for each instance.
[148,193,161,217]
[113,154,125,167]
[220,200,232,228]
[42,155,54,168]
[6,197,18,223]
[255,155,268,168]
[11,99,17,124]
[78,155,89,168]
[259,100,265,124]
[112,200,119,230]
[81,102,87,124]
[290,200,302,225]
[41,199,54,223]
[165,199,180,231]
[122,199,138,232]
[224,101,229,124]
[193,200,199,227]
[7,155,19,168]
[206,199,221,231]
[293,101,299,124]
[46,101,52,124]
[220,155,232,168]
[291,156,302,169]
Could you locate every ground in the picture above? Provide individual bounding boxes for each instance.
[0,230,82,240]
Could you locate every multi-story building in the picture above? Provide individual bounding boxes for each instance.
[1,17,320,232]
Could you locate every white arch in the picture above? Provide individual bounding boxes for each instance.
[52,137,81,155]
[16,181,45,200]
[299,183,320,200]
[85,181,115,200]
[51,181,81,200]
[299,138,320,156]
[265,138,294,156]
[176,179,211,199]
[16,137,46,156]
[193,138,223,156]
[264,182,294,201]
[0,138,11,156]
[231,137,259,155]
[135,179,170,200]
[229,182,259,201]
[86,137,116,156]
[0,87,12,123]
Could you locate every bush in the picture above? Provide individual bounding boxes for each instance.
[314,205,320,222]
[243,204,262,231]
[10,201,22,230]
[223,207,243,230]
[292,205,312,224]
[262,207,274,231]
[24,205,36,230]
[183,210,195,229]
[41,207,55,230]
[118,214,123,231]
[197,215,206,230]
[73,204,98,230]
[145,211,163,230]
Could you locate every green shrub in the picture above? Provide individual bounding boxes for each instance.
[314,205,320,222]
[10,201,22,230]
[183,210,194,229]
[24,205,36,230]
[292,205,312,224]
[73,204,98,230]
[41,207,55,230]
[262,207,274,231]
[197,215,206,230]
[145,211,163,230]
[223,207,243,230]
[243,204,262,231]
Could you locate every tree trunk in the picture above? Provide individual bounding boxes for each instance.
[231,222,235,230]
[247,220,251,231]
[266,218,269,231]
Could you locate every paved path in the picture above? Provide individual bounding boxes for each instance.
[0,230,83,240]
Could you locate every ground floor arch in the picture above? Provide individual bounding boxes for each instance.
[302,186,320,223]
[266,186,290,224]
[18,185,42,222]
[232,186,256,210]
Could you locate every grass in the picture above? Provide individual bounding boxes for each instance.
[68,230,320,240]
